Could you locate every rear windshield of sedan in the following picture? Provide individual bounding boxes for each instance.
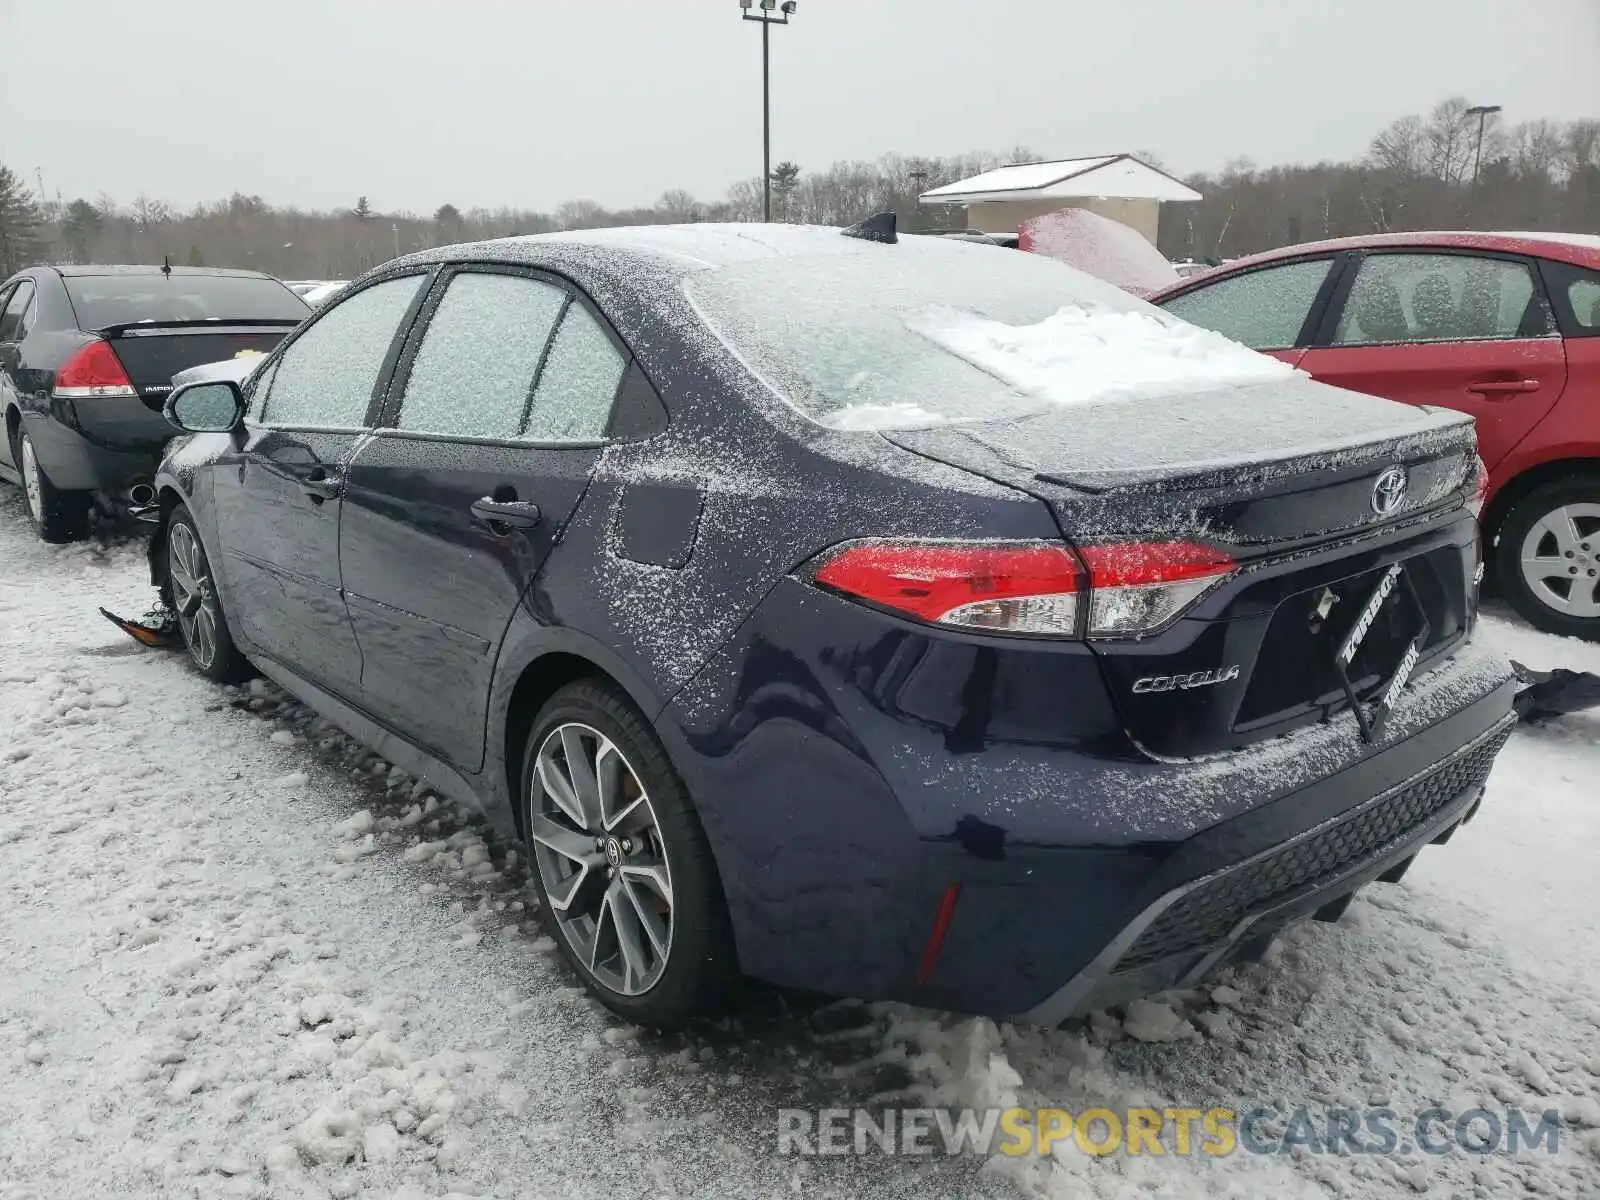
[65,274,309,329]
[685,241,1152,427]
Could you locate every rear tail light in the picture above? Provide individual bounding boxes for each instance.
[811,541,1081,635]
[807,538,1234,639]
[53,340,137,399]
[1079,542,1236,637]
[1468,455,1489,519]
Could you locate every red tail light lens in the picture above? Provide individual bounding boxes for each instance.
[1079,542,1236,637]
[807,538,1235,638]
[811,541,1081,635]
[53,340,137,398]
[1468,455,1489,519]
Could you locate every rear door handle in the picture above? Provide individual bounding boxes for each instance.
[470,497,542,529]
[300,469,343,500]
[1467,379,1540,397]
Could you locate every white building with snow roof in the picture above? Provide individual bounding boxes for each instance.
[918,154,1201,247]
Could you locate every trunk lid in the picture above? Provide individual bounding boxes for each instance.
[884,378,1483,759]
[102,322,297,413]
[882,375,1477,549]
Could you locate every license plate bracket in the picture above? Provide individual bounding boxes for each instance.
[1333,561,1431,742]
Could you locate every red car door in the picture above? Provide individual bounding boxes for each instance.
[1296,250,1568,469]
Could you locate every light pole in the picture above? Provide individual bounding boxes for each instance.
[741,0,797,222]
[1466,103,1502,189]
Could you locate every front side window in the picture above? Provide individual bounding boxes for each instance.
[397,273,566,438]
[1332,253,1548,346]
[0,281,36,342]
[261,275,423,427]
[1159,260,1333,351]
[523,301,627,441]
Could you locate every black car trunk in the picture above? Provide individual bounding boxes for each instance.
[104,322,297,414]
[883,377,1482,757]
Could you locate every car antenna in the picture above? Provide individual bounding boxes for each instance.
[161,254,172,277]
[841,212,897,244]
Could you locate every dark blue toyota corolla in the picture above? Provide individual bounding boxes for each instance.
[150,222,1515,1027]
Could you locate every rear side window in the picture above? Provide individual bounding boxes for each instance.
[63,274,308,328]
[523,302,627,441]
[1332,253,1549,345]
[1160,260,1332,351]
[0,281,36,341]
[261,276,423,428]
[397,273,567,438]
[1567,274,1600,331]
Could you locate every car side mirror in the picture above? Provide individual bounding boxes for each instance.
[165,380,245,433]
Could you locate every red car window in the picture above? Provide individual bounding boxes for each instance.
[1332,254,1551,346]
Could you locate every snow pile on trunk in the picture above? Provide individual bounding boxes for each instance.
[1019,208,1180,297]
[909,303,1298,412]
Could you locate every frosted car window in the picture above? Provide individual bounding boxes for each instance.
[262,276,422,428]
[246,354,280,420]
[1332,253,1544,345]
[688,240,1234,426]
[523,302,626,441]
[398,273,566,439]
[1568,274,1600,330]
[1160,260,1332,351]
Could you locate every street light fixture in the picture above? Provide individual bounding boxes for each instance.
[741,0,797,222]
[1466,103,1502,189]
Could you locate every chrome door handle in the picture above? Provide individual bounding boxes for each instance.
[300,469,343,500]
[470,497,542,529]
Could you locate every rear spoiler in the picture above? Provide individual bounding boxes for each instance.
[95,318,304,338]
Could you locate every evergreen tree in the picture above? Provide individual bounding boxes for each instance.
[0,164,44,276]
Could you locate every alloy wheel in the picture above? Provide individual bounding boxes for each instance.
[529,722,675,996]
[1519,502,1600,620]
[168,522,219,670]
[19,436,42,523]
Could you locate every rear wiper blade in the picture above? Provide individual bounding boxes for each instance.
[95,317,304,337]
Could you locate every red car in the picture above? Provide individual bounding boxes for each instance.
[1152,232,1600,640]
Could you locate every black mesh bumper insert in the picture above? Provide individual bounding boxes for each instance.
[1120,723,1512,970]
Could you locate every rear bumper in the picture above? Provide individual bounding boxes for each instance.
[20,408,165,492]
[662,575,1517,1017]
[1016,709,1514,1023]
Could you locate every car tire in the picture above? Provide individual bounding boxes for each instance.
[522,679,739,1027]
[166,506,254,683]
[1494,474,1600,642]
[16,429,91,544]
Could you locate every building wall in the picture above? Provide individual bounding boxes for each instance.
[964,197,1162,244]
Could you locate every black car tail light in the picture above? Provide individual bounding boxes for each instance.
[806,538,1234,639]
[53,340,137,399]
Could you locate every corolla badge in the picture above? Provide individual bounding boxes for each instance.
[1132,665,1242,694]
[1371,466,1409,516]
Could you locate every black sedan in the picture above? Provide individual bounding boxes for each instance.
[150,222,1513,1027]
[0,265,307,541]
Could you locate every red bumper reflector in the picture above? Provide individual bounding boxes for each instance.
[915,884,963,986]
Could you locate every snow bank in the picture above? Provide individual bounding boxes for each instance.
[908,303,1298,412]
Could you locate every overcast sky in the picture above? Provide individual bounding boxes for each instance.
[3,0,1596,215]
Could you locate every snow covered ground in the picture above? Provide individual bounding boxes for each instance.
[1,489,1596,1200]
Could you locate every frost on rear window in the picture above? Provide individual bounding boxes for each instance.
[684,242,1296,432]
[398,273,565,439]
[524,302,627,442]
[910,304,1297,409]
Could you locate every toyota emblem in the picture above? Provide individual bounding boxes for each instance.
[1371,466,1408,516]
